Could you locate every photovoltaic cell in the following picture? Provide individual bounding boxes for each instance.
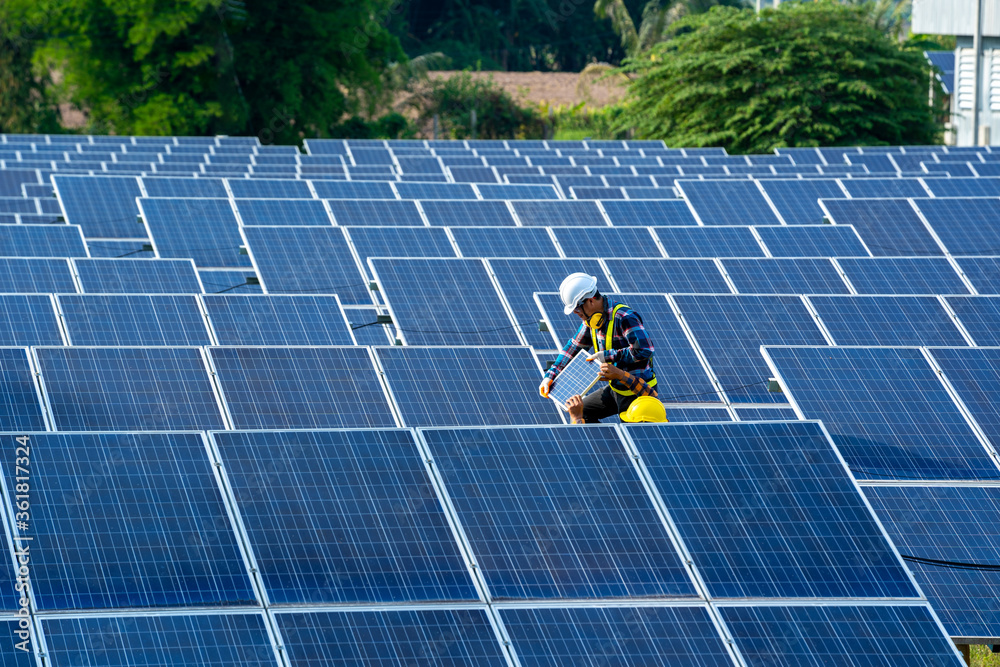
[376,346,561,426]
[84,240,154,258]
[326,200,424,226]
[820,199,942,256]
[547,347,602,408]
[629,421,916,598]
[734,407,798,421]
[36,347,225,431]
[605,258,731,293]
[450,227,559,257]
[208,346,396,429]
[571,186,623,200]
[41,614,278,666]
[0,348,45,430]
[140,198,250,267]
[926,347,1000,456]
[242,227,370,304]
[371,258,520,346]
[310,180,395,199]
[721,258,848,294]
[763,346,1000,480]
[602,200,698,226]
[917,198,1000,255]
[550,227,663,258]
[755,225,870,257]
[422,425,696,599]
[276,609,508,666]
[808,296,967,346]
[58,294,211,345]
[654,226,764,258]
[213,429,478,604]
[394,182,475,199]
[837,257,969,295]
[342,307,392,345]
[839,178,928,198]
[227,178,312,198]
[477,183,559,200]
[759,178,846,224]
[8,431,255,609]
[74,258,203,294]
[954,257,1000,294]
[0,224,86,257]
[53,175,142,237]
[235,199,332,226]
[720,605,960,666]
[142,176,227,198]
[922,176,1000,197]
[676,180,780,225]
[203,295,353,345]
[500,606,733,666]
[864,485,1000,638]
[347,227,456,268]
[945,296,1000,345]
[510,200,606,226]
[672,295,826,403]
[0,294,62,345]
[420,200,515,226]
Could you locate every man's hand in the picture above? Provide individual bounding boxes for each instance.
[598,363,627,382]
[539,377,553,398]
[565,395,584,423]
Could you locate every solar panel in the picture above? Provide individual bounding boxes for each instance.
[0,258,74,294]
[916,198,1000,255]
[375,346,561,426]
[864,484,1000,639]
[734,407,798,420]
[0,348,46,430]
[6,431,255,610]
[41,614,279,666]
[719,605,960,666]
[421,425,696,598]
[227,178,312,198]
[923,176,1000,197]
[347,227,456,270]
[395,182,476,199]
[0,294,61,345]
[450,226,559,257]
[201,294,351,345]
[0,224,86,257]
[311,180,395,199]
[499,606,733,665]
[720,258,847,294]
[571,186,624,200]
[0,197,45,213]
[53,175,142,237]
[672,295,826,403]
[808,296,967,346]
[208,346,396,429]
[605,258,731,293]
[836,257,969,295]
[550,227,663,258]
[326,199,424,226]
[762,345,1000,480]
[755,225,870,257]
[57,294,211,345]
[676,180,781,225]
[510,200,606,226]
[370,258,520,346]
[953,256,1000,294]
[420,200,515,226]
[275,609,508,665]
[546,346,601,409]
[241,226,371,304]
[820,199,943,256]
[213,429,477,605]
[450,166,499,183]
[85,240,154,258]
[36,347,226,430]
[141,176,227,197]
[602,199,699,226]
[477,183,559,200]
[235,198,332,226]
[140,198,250,267]
[758,178,846,224]
[628,421,917,598]
[654,226,764,258]
[74,258,203,293]
[944,295,1000,345]
[839,177,929,198]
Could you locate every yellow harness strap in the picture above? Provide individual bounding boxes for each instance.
[590,303,657,396]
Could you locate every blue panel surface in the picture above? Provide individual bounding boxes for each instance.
[511,200,606,226]
[209,346,396,429]
[764,346,1000,480]
[203,295,352,345]
[918,198,1000,255]
[654,227,764,258]
[342,307,392,345]
[602,200,698,226]
[605,258,730,293]
[629,421,916,598]
[929,347,1000,453]
[276,609,508,665]
[946,296,1000,345]
[41,614,277,666]
[721,258,849,294]
[0,348,45,430]
[864,485,1000,638]
[500,606,732,666]
[311,180,395,199]
[242,227,370,304]
[142,176,227,197]
[53,175,141,237]
[550,227,663,258]
[837,257,968,295]
[759,178,845,224]
[376,346,561,426]
[395,183,476,200]
[839,178,928,198]
[235,199,331,226]
[420,200,515,226]
[141,198,249,267]
[84,240,154,258]
[0,225,86,257]
[227,178,312,198]
[677,180,780,225]
[347,227,456,267]
[423,425,696,599]
[820,199,942,256]
[371,258,520,346]
[8,431,254,609]
[720,605,960,667]
[214,429,477,604]
[0,294,61,345]
[954,257,1000,294]
[735,407,798,421]
[450,227,559,258]
[809,296,967,346]
[199,269,262,294]
[571,186,623,200]
[326,200,424,226]
[755,225,869,257]
[74,258,203,294]
[59,294,210,345]
[36,347,225,431]
[923,176,1000,197]
[673,295,826,403]
[478,184,558,200]
[660,407,732,421]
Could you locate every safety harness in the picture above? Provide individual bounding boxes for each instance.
[591,302,657,396]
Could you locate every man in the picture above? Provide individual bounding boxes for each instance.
[539,273,657,423]
[565,363,666,424]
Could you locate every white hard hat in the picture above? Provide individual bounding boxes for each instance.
[559,273,598,315]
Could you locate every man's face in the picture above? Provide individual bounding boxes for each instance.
[574,295,602,322]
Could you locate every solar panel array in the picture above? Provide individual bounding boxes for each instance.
[0,132,981,664]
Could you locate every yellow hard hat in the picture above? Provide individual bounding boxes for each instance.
[620,396,668,423]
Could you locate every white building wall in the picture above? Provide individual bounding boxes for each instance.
[913,0,1000,37]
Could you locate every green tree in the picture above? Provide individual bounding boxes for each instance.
[0,5,60,133]
[615,2,942,152]
[594,0,746,57]
[26,0,404,142]
[408,72,545,139]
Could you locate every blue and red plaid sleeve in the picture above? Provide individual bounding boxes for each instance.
[544,322,591,381]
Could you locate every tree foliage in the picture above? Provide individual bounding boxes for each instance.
[0,5,61,133]
[409,73,545,139]
[594,0,746,57]
[615,2,942,152]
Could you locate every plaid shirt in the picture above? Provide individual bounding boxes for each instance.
[545,297,655,392]
[569,374,657,424]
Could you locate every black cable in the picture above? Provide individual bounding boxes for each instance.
[350,320,383,331]
[114,247,153,257]
[214,281,254,293]
[900,554,1000,572]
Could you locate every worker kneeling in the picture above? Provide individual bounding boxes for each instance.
[539,272,663,423]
